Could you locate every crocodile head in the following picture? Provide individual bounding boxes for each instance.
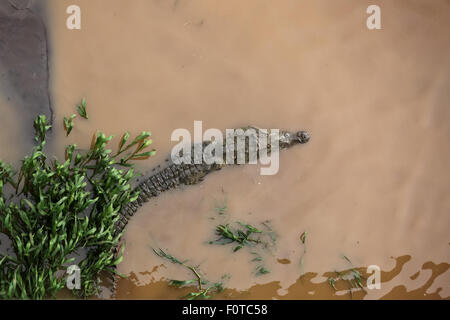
[279,130,310,148]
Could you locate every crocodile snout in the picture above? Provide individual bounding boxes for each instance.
[297,131,310,144]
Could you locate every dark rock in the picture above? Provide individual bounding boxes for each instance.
[0,0,53,128]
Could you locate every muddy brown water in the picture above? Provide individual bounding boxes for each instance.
[1,0,449,299]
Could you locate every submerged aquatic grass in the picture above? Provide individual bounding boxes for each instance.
[299,231,307,272]
[152,247,228,300]
[214,197,228,216]
[327,255,367,299]
[211,222,262,252]
[210,220,276,276]
[0,106,155,299]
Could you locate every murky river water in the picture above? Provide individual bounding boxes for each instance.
[1,0,449,299]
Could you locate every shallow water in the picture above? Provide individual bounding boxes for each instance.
[3,0,449,299]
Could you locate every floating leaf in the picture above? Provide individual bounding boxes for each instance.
[256,266,270,276]
[328,277,337,290]
[77,98,88,119]
[300,231,307,244]
[63,114,76,136]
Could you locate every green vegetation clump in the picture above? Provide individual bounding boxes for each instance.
[0,112,155,299]
[77,98,88,119]
[212,222,262,252]
[209,220,278,276]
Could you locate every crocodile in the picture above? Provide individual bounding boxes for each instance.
[107,126,309,293]
[113,127,310,238]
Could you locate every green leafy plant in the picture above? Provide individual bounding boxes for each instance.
[77,98,88,119]
[114,131,156,164]
[63,114,76,136]
[0,113,155,299]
